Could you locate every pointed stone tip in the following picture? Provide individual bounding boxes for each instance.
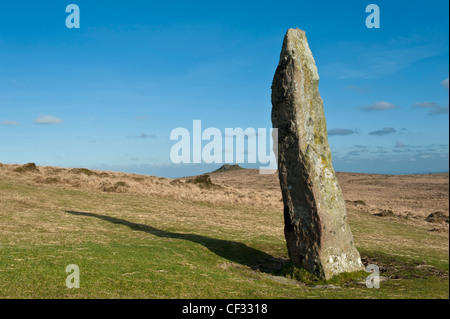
[284,28,306,43]
[280,28,318,80]
[286,28,305,36]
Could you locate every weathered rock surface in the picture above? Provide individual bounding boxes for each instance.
[271,28,364,280]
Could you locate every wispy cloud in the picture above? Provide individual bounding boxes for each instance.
[328,128,356,136]
[442,78,449,90]
[321,63,367,80]
[130,133,157,139]
[322,32,446,80]
[34,115,63,125]
[346,150,363,157]
[414,102,449,115]
[369,127,397,136]
[361,101,399,111]
[395,141,407,148]
[343,85,369,93]
[1,120,20,126]
[372,150,389,154]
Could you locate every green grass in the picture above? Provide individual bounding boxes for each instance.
[278,261,368,286]
[0,173,448,298]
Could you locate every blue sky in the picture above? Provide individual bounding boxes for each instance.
[0,0,448,177]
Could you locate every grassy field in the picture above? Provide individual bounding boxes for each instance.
[0,165,448,298]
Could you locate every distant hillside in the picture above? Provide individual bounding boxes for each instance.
[213,164,244,173]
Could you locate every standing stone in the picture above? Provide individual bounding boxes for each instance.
[271,28,363,280]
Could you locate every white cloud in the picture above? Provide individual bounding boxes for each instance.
[414,102,449,115]
[395,141,406,148]
[328,128,356,136]
[369,127,397,136]
[343,85,369,93]
[33,115,63,124]
[130,133,157,139]
[441,78,449,90]
[1,120,20,126]
[361,101,399,111]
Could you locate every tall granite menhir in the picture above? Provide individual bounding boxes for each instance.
[271,28,364,280]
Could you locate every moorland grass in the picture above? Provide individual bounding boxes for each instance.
[0,169,448,298]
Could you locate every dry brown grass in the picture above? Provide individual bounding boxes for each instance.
[0,162,448,298]
[206,169,449,229]
[0,163,279,209]
[1,163,448,231]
